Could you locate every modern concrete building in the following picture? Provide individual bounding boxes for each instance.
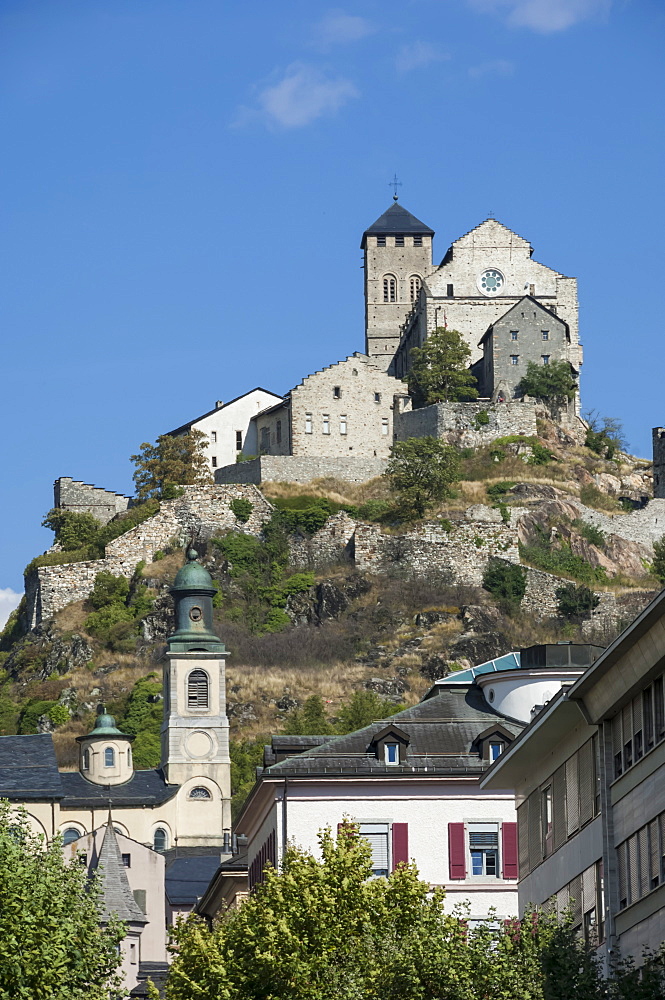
[481,588,665,970]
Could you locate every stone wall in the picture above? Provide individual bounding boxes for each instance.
[394,399,538,449]
[571,498,665,554]
[25,485,273,628]
[653,428,665,500]
[215,455,388,486]
[54,478,131,525]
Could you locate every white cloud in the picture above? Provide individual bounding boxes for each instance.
[0,588,22,629]
[468,0,611,33]
[247,64,358,129]
[469,58,515,78]
[396,42,448,73]
[312,9,375,46]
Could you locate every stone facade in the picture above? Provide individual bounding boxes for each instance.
[653,427,665,500]
[54,477,131,525]
[25,485,273,627]
[475,296,573,401]
[394,398,538,449]
[571,497,665,554]
[251,354,409,461]
[215,455,388,486]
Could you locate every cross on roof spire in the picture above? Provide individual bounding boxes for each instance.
[389,173,402,201]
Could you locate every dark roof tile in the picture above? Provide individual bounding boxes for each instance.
[60,768,179,807]
[0,734,64,800]
[362,202,434,246]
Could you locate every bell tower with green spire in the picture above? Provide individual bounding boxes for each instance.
[161,548,231,837]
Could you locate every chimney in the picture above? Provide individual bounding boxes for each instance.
[215,400,224,409]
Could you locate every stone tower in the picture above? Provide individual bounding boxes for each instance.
[653,428,665,499]
[161,549,231,829]
[361,199,434,370]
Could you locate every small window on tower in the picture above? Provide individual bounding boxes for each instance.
[383,275,397,303]
[381,417,389,435]
[542,330,549,341]
[374,392,381,403]
[235,431,242,450]
[377,235,386,247]
[104,747,115,767]
[511,331,518,341]
[188,669,209,709]
[305,413,313,434]
[510,355,519,365]
[333,386,341,399]
[211,431,217,443]
[122,853,131,868]
[395,234,405,247]
[211,456,217,468]
[340,415,347,435]
[409,275,421,302]
[447,283,454,297]
[542,355,550,365]
[322,414,330,435]
[413,234,423,247]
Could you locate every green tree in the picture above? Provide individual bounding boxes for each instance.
[0,802,124,999]
[556,582,600,621]
[483,558,527,613]
[516,359,578,402]
[407,327,478,404]
[652,536,665,584]
[336,689,404,733]
[584,410,627,460]
[385,436,462,518]
[131,429,212,501]
[41,509,101,551]
[229,736,267,819]
[117,673,163,768]
[282,695,334,736]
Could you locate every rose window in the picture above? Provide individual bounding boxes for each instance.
[479,268,505,295]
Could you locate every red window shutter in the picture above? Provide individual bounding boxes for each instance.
[391,823,409,870]
[448,823,466,880]
[502,822,518,879]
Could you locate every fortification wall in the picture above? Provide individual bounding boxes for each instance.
[215,455,387,485]
[653,428,665,500]
[394,399,538,449]
[25,485,272,628]
[54,478,131,524]
[571,498,665,553]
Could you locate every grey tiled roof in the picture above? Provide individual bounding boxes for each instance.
[95,824,147,924]
[0,734,64,800]
[60,768,179,807]
[362,202,434,242]
[264,688,523,778]
[165,853,223,905]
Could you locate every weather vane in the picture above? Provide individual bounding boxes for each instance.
[389,173,402,201]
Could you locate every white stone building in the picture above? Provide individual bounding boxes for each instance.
[167,388,282,473]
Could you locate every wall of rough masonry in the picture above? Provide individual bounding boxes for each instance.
[572,498,665,553]
[54,478,131,525]
[653,428,665,500]
[215,455,388,485]
[25,485,272,628]
[394,399,538,449]
[289,511,358,569]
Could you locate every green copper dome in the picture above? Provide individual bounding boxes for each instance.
[171,548,216,594]
[88,705,127,737]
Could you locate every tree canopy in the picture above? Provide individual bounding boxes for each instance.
[407,327,478,404]
[516,360,578,402]
[131,430,212,501]
[154,822,665,1000]
[0,802,124,1000]
[386,436,462,517]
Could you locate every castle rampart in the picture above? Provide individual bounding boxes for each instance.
[653,428,665,500]
[54,478,132,524]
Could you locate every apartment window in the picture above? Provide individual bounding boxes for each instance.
[384,743,399,765]
[377,234,386,247]
[542,355,550,365]
[322,414,330,435]
[542,786,553,855]
[235,430,242,450]
[381,417,389,435]
[104,747,115,768]
[395,234,404,247]
[489,742,503,762]
[409,275,421,301]
[374,392,381,403]
[542,330,549,341]
[305,413,313,434]
[359,823,389,878]
[469,823,499,877]
[510,331,518,341]
[122,854,131,868]
[446,283,454,297]
[211,456,217,468]
[276,420,282,444]
[340,415,347,435]
[510,355,519,365]
[383,275,397,302]
[211,431,217,443]
[333,386,341,399]
[187,669,209,709]
[413,234,423,247]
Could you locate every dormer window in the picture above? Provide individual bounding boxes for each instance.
[384,743,399,765]
[489,742,503,762]
[371,724,410,765]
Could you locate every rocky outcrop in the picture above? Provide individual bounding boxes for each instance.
[285,576,372,626]
[5,623,94,683]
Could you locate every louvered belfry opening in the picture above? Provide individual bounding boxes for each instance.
[187,669,209,709]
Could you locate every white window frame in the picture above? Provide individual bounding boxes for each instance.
[359,821,390,878]
[322,414,330,435]
[305,413,313,434]
[340,415,347,435]
[381,417,389,435]
[468,822,500,879]
[384,743,399,765]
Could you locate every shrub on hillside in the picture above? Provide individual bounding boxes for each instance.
[41,509,100,551]
[482,559,527,613]
[579,483,619,512]
[584,410,627,460]
[230,498,253,523]
[652,536,665,584]
[336,690,405,733]
[555,583,600,621]
[572,518,606,549]
[516,359,577,402]
[386,437,462,518]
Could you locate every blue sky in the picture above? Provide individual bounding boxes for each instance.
[1,0,664,610]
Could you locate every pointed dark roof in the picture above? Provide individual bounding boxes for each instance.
[95,823,147,925]
[0,734,63,801]
[361,202,434,247]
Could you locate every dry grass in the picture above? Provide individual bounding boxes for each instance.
[54,600,89,632]
[141,550,185,581]
[262,476,390,507]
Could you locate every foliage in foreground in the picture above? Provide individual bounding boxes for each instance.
[0,801,124,1000]
[517,359,578,402]
[483,557,527,613]
[407,327,478,404]
[652,536,665,584]
[386,436,462,518]
[131,428,212,501]
[155,823,665,1000]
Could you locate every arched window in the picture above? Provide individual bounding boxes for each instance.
[82,749,90,770]
[127,748,132,766]
[409,275,421,302]
[153,828,168,852]
[188,670,209,709]
[63,828,81,846]
[189,786,212,800]
[104,747,115,767]
[382,274,397,303]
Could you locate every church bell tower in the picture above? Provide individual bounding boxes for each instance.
[161,549,231,828]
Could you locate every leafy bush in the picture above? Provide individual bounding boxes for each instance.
[572,518,606,549]
[47,704,70,728]
[386,437,462,518]
[584,411,627,460]
[41,509,101,551]
[0,598,26,651]
[486,481,515,503]
[83,568,154,650]
[519,535,609,587]
[556,583,600,620]
[230,737,268,818]
[131,730,162,770]
[482,558,527,612]
[356,499,393,523]
[652,536,665,584]
[439,518,453,532]
[473,409,490,429]
[529,441,553,465]
[282,695,335,736]
[18,699,58,735]
[516,359,577,401]
[230,498,253,523]
[88,572,130,610]
[336,690,404,733]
